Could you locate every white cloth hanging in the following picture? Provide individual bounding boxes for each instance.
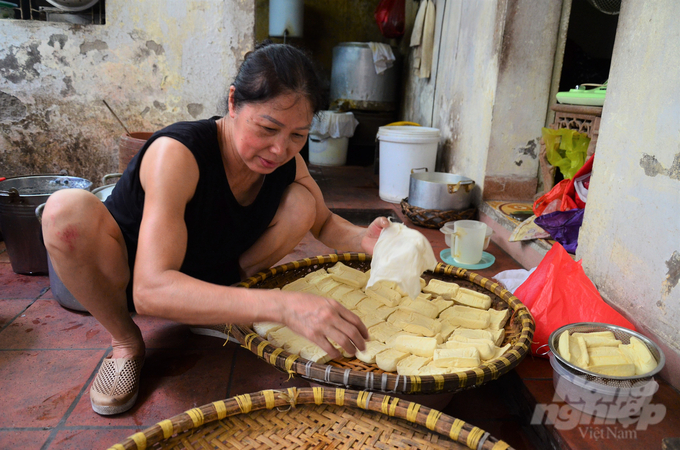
[367,42,396,75]
[410,0,436,79]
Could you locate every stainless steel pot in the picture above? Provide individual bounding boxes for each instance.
[408,169,475,210]
[0,175,92,274]
[330,42,400,111]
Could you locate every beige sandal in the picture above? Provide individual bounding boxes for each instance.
[90,356,144,415]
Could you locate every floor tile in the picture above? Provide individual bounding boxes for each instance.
[0,263,50,299]
[0,430,51,449]
[134,314,232,350]
[0,299,109,349]
[226,345,310,397]
[48,428,142,450]
[66,345,237,427]
[0,298,34,329]
[0,349,102,428]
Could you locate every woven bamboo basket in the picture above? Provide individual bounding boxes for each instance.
[231,253,534,396]
[108,387,515,450]
[400,199,477,229]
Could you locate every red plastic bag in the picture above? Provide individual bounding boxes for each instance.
[514,243,636,357]
[375,0,405,38]
[560,154,594,211]
[533,179,577,217]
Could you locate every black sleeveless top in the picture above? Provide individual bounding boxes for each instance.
[105,117,297,289]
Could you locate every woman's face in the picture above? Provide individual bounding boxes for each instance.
[228,86,313,174]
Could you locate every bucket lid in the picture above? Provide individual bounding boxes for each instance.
[377,126,440,142]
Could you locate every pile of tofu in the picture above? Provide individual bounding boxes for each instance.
[557,330,657,377]
[253,262,512,376]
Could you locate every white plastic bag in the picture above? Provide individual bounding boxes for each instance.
[366,221,437,299]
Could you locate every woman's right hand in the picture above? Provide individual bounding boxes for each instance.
[279,291,369,359]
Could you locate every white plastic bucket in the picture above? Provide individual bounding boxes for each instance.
[377,126,440,203]
[309,135,349,166]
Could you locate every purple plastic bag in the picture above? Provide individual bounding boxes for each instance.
[534,209,585,253]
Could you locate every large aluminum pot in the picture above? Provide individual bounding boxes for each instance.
[408,170,475,211]
[330,42,399,111]
[0,175,92,274]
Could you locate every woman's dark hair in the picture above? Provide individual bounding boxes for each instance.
[231,41,325,114]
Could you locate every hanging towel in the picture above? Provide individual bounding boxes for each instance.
[419,0,436,78]
[410,0,436,78]
[367,42,396,74]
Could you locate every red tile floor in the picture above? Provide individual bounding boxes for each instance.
[1,165,677,449]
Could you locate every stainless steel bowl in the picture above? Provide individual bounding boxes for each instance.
[548,322,665,386]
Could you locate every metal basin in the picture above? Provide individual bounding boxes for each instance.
[408,171,475,211]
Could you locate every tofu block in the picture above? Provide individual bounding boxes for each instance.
[281,278,308,292]
[376,348,409,372]
[423,279,460,300]
[558,330,571,362]
[489,328,505,347]
[629,336,657,374]
[338,289,368,308]
[454,287,492,310]
[587,347,636,377]
[415,363,451,376]
[253,322,284,338]
[396,355,431,375]
[365,282,402,307]
[328,262,369,289]
[398,298,439,318]
[416,293,433,301]
[315,277,343,293]
[570,335,589,368]
[432,297,454,315]
[356,296,385,315]
[300,344,332,364]
[354,312,384,329]
[393,335,438,358]
[432,347,481,368]
[355,340,388,364]
[453,328,494,341]
[439,305,491,329]
[368,321,403,344]
[328,338,354,358]
[446,336,495,360]
[267,327,315,355]
[374,305,398,321]
[439,320,458,341]
[328,284,355,303]
[303,268,328,284]
[488,343,511,361]
[387,310,442,337]
[386,330,420,347]
[572,331,621,348]
[300,285,329,298]
[488,308,510,331]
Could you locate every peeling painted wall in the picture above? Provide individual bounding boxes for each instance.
[486,0,561,178]
[0,0,255,185]
[401,0,561,200]
[577,0,680,389]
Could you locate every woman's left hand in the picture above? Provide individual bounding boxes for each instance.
[360,216,391,254]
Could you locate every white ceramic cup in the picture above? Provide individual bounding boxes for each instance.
[441,220,487,265]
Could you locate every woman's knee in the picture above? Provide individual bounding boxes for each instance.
[42,189,103,257]
[279,183,316,230]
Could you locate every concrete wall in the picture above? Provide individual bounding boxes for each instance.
[402,0,562,202]
[484,0,562,200]
[0,0,254,186]
[577,0,680,388]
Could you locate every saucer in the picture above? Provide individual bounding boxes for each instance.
[440,249,495,270]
